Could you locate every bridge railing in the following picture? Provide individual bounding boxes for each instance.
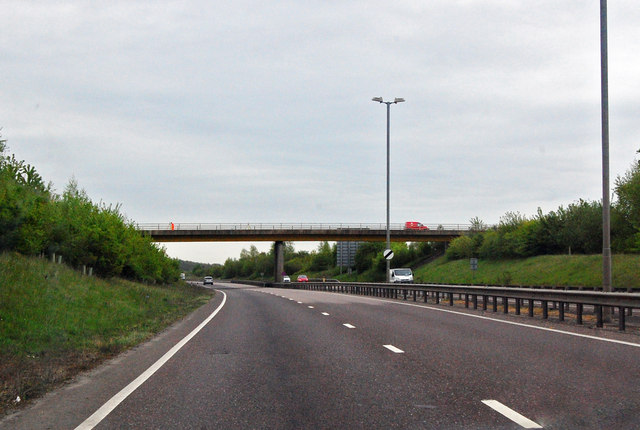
[136,223,474,231]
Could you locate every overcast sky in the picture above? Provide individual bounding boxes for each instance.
[2,1,639,264]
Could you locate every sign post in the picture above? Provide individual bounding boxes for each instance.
[470,258,478,283]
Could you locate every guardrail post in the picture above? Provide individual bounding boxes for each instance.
[542,301,548,319]
[473,295,478,310]
[515,298,521,315]
[502,297,508,314]
[403,289,407,300]
[435,292,439,304]
[492,297,497,312]
[482,295,487,311]
[559,302,565,321]
[619,307,626,331]
[413,290,417,302]
[577,304,583,325]
[449,293,454,306]
[528,299,534,317]
[596,305,603,328]
[465,294,469,308]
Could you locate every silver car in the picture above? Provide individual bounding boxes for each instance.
[203,276,214,285]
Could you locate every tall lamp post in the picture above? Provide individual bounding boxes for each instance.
[600,0,611,296]
[372,97,405,282]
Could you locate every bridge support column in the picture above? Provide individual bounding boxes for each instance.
[274,241,284,282]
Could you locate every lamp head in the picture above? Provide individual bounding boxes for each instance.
[372,97,383,102]
[394,98,405,103]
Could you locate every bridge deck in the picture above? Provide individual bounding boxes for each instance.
[137,223,469,242]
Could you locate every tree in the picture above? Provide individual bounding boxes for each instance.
[445,236,475,260]
[309,241,335,272]
[354,242,385,273]
[615,156,640,251]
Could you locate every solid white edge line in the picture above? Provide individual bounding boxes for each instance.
[74,291,228,430]
[383,344,404,353]
[482,400,542,429]
[317,292,640,349]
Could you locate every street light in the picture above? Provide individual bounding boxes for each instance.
[372,96,405,282]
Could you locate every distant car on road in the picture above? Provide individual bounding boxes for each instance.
[389,268,413,283]
[283,275,291,283]
[405,221,429,230]
[203,276,214,285]
[297,275,309,282]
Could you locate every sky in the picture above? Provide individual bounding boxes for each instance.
[2,1,639,264]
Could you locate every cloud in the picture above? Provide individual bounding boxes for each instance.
[2,1,639,263]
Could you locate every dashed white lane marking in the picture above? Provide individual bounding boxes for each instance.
[308,306,315,309]
[343,323,356,329]
[482,400,542,429]
[297,301,303,304]
[316,292,640,349]
[75,291,228,430]
[321,312,330,316]
[383,344,404,353]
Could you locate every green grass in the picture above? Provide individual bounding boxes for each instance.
[414,254,640,289]
[0,252,214,413]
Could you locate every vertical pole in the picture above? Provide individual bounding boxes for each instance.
[274,241,284,282]
[601,0,612,299]
[386,102,391,283]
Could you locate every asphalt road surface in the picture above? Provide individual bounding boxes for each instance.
[3,283,640,429]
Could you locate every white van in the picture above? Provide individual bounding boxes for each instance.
[390,268,413,283]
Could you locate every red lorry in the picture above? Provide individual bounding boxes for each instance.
[405,221,429,230]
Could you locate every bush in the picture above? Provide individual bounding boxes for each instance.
[445,236,475,260]
[0,139,179,284]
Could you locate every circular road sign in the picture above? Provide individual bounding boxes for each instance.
[383,249,394,260]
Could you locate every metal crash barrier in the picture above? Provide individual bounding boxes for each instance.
[265,281,640,332]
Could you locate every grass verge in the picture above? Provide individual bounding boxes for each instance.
[415,254,640,288]
[0,252,214,415]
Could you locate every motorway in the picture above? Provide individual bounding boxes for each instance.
[2,283,640,429]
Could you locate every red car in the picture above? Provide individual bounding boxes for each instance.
[405,221,429,230]
[297,275,309,282]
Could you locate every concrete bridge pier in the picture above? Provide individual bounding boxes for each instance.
[274,241,284,282]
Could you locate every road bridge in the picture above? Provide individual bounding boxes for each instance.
[137,223,469,242]
[137,223,471,281]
